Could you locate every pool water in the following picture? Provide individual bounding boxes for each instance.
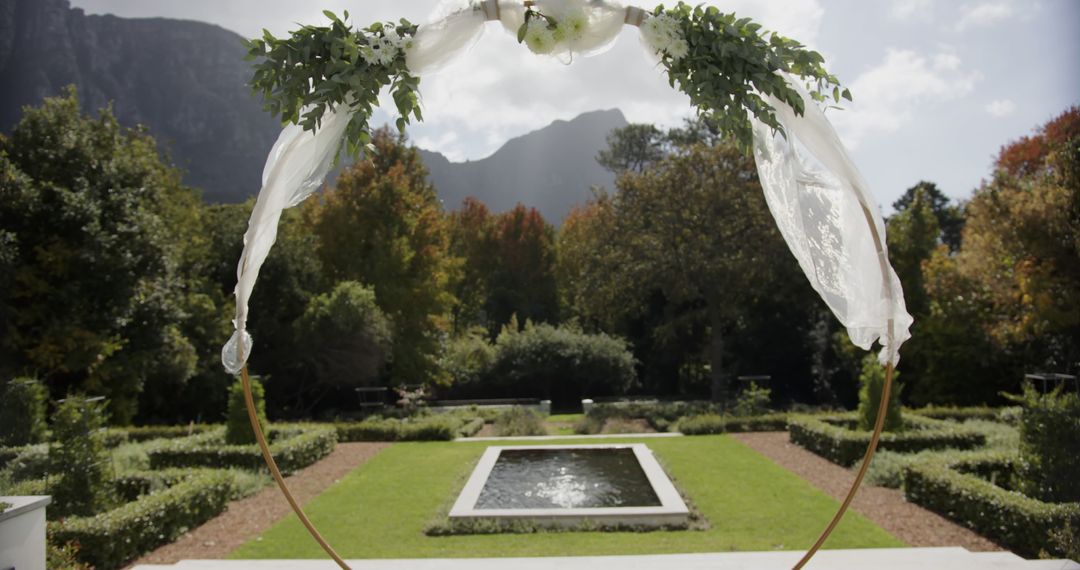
[474,448,662,509]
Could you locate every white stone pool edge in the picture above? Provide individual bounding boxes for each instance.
[448,443,690,528]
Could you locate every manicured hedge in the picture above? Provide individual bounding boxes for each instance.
[147,425,336,474]
[789,414,986,466]
[677,413,789,435]
[0,443,47,479]
[113,468,193,502]
[335,416,481,442]
[106,424,219,443]
[906,405,1005,423]
[51,469,234,570]
[587,401,716,432]
[902,453,1080,558]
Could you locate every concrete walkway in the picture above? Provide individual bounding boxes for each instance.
[132,547,1079,570]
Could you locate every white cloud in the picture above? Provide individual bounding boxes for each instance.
[984,99,1017,117]
[831,48,980,149]
[956,0,1015,31]
[890,0,934,21]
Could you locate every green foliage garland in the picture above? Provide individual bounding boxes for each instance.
[244,11,422,159]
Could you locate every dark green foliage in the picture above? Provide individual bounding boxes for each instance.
[245,13,422,159]
[492,322,637,409]
[4,444,49,482]
[50,469,234,569]
[149,426,335,474]
[0,377,48,446]
[441,327,497,387]
[676,413,788,435]
[733,382,772,417]
[113,468,194,502]
[585,401,716,432]
[226,376,268,445]
[335,415,481,442]
[902,454,1080,558]
[104,424,218,443]
[493,407,546,437]
[49,395,114,518]
[1009,384,1080,503]
[296,281,393,391]
[856,356,903,432]
[653,2,849,150]
[789,414,985,466]
[0,87,201,424]
[46,526,91,570]
[907,405,1008,423]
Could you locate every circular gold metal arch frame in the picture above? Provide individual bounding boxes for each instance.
[235,4,899,569]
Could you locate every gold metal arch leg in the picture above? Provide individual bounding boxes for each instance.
[792,362,895,569]
[241,364,352,570]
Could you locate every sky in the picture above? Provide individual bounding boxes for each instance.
[70,0,1079,212]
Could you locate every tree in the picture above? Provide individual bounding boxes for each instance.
[0,377,48,446]
[311,128,454,386]
[486,204,559,331]
[296,281,392,398]
[596,123,666,174]
[447,197,496,334]
[0,87,198,423]
[892,181,964,251]
[50,395,114,517]
[888,185,941,318]
[599,142,792,402]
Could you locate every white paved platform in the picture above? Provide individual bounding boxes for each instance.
[132,547,1080,570]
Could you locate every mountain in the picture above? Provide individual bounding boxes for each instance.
[0,0,280,202]
[419,108,627,223]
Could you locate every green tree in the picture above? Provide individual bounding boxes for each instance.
[296,281,392,397]
[596,123,666,174]
[892,181,964,251]
[0,377,48,446]
[49,395,114,518]
[0,87,198,423]
[446,197,496,334]
[225,375,268,445]
[312,128,454,386]
[856,354,903,432]
[487,204,559,331]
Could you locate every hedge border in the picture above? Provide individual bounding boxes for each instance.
[788,413,986,466]
[676,413,789,435]
[147,425,335,474]
[335,416,483,442]
[906,405,1009,423]
[902,453,1080,558]
[50,469,235,569]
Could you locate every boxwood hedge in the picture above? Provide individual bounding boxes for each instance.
[335,415,483,442]
[789,413,986,466]
[902,453,1080,558]
[676,413,789,435]
[50,469,234,570]
[147,425,335,474]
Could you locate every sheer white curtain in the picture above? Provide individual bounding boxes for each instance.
[224,0,911,373]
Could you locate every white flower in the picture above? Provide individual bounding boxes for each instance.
[667,38,689,61]
[360,45,379,66]
[377,37,399,65]
[384,29,403,48]
[524,20,557,54]
[641,16,673,52]
[560,10,588,42]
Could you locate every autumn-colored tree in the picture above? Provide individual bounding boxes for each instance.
[486,204,559,331]
[447,197,496,334]
[311,128,453,385]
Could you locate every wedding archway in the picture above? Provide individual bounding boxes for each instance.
[222,2,913,569]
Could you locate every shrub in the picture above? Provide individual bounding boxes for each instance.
[296,281,393,389]
[677,413,788,435]
[4,443,49,482]
[148,425,335,473]
[493,407,546,437]
[492,322,637,402]
[0,377,48,446]
[106,424,218,443]
[335,415,476,442]
[400,416,459,441]
[902,454,1080,558]
[49,395,114,518]
[856,355,903,432]
[441,327,496,386]
[732,382,772,417]
[789,414,985,466]
[336,418,402,441]
[1008,384,1080,503]
[600,418,652,434]
[906,405,1002,423]
[586,401,716,432]
[866,420,1020,488]
[51,469,234,569]
[47,526,91,570]
[226,375,269,445]
[458,417,485,438]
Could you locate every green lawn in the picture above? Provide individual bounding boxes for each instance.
[230,435,903,559]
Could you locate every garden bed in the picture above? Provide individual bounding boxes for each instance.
[902,452,1080,558]
[788,413,985,466]
[50,468,236,569]
[335,415,484,442]
[147,425,336,473]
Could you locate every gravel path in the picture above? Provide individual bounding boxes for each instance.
[125,442,389,567]
[730,432,1002,551]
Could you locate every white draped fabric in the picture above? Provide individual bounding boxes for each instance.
[223,0,912,373]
